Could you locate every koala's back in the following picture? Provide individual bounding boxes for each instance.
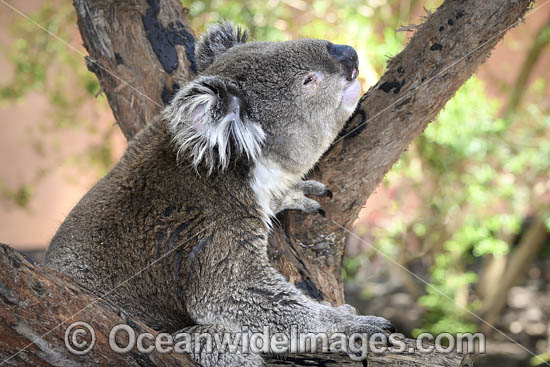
[44,120,259,330]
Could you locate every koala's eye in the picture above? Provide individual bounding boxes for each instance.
[301,72,323,91]
[303,75,315,85]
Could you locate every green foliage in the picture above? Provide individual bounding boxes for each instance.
[187,0,288,41]
[0,180,34,209]
[531,352,550,366]
[379,75,549,333]
[0,3,99,106]
[0,2,112,207]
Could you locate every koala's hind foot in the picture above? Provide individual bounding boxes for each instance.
[174,325,263,367]
[272,180,332,215]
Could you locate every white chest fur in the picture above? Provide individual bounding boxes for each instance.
[250,158,299,225]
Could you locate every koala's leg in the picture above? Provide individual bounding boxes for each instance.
[173,325,263,367]
[271,180,332,215]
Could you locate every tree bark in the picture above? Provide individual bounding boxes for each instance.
[73,0,197,139]
[0,0,535,365]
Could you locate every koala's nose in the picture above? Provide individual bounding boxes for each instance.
[328,44,359,81]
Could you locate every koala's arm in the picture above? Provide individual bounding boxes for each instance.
[182,232,392,338]
[270,180,333,216]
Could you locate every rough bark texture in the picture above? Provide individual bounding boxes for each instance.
[0,244,471,367]
[0,245,197,367]
[0,0,535,365]
[74,0,196,139]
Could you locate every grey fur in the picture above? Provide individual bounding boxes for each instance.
[195,21,248,73]
[271,180,331,215]
[45,22,391,366]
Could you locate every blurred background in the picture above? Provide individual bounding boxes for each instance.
[0,0,548,366]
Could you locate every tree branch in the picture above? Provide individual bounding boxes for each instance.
[480,216,548,326]
[504,18,549,118]
[0,244,471,366]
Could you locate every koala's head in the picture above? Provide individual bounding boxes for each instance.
[164,21,361,176]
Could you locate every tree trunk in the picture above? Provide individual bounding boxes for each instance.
[0,0,535,365]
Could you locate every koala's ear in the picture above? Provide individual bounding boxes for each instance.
[195,21,248,72]
[163,76,265,174]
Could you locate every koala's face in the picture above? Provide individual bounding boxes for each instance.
[164,22,361,176]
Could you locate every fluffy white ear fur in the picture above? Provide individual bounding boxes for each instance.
[163,76,265,174]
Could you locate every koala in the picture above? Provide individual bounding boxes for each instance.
[44,22,392,366]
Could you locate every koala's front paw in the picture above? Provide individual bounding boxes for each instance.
[342,315,394,361]
[272,180,332,215]
[348,315,395,335]
[323,307,394,339]
[319,302,357,315]
[336,303,357,315]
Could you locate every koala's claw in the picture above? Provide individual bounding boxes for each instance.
[351,315,394,339]
[271,180,332,215]
[359,315,394,332]
[296,180,332,198]
[322,305,394,341]
[339,314,394,340]
[343,316,394,361]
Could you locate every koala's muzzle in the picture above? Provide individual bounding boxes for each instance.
[328,44,359,81]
